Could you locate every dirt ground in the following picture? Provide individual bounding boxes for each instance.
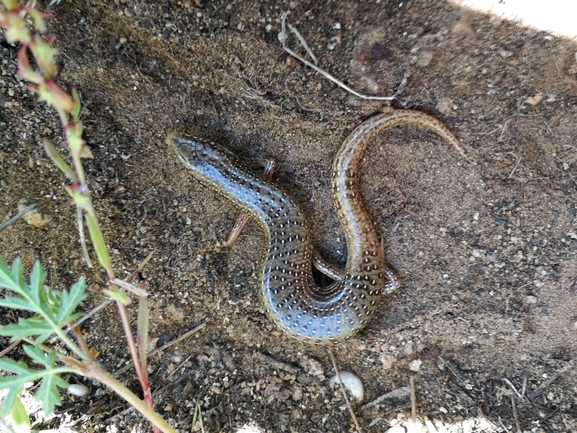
[1,0,577,431]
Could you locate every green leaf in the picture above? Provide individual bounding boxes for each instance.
[0,317,54,344]
[137,295,149,368]
[17,47,43,84]
[29,34,57,77]
[43,139,77,182]
[71,88,81,122]
[35,371,68,416]
[35,81,75,113]
[23,346,69,416]
[0,294,34,311]
[11,258,25,290]
[2,10,32,45]
[85,214,112,274]
[0,256,22,292]
[0,259,86,341]
[0,358,33,377]
[66,122,90,157]
[103,285,131,305]
[0,349,71,418]
[29,261,47,308]
[27,7,47,33]
[23,345,54,368]
[9,396,31,433]
[55,278,86,324]
[1,0,19,11]
[0,359,30,418]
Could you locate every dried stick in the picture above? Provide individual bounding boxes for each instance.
[113,322,207,377]
[254,351,300,374]
[410,375,417,420]
[328,347,363,433]
[0,203,36,232]
[279,13,394,102]
[510,394,521,433]
[287,22,318,64]
[360,386,411,411]
[0,339,22,358]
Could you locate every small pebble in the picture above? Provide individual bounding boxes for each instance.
[379,353,395,370]
[408,359,423,372]
[525,93,544,106]
[68,384,89,397]
[329,371,364,402]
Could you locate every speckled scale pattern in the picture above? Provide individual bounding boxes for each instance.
[168,109,468,344]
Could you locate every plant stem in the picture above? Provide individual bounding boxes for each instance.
[116,301,146,386]
[82,361,176,433]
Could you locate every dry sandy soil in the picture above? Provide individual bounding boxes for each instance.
[1,0,577,432]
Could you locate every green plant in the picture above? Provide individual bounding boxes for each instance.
[0,2,174,432]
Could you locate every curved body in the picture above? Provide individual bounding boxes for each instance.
[168,110,467,344]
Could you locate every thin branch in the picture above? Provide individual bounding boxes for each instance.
[510,394,521,433]
[410,375,417,420]
[110,278,148,297]
[507,152,522,179]
[360,386,411,411]
[0,203,36,233]
[197,398,205,433]
[328,347,363,433]
[0,339,23,358]
[144,322,207,359]
[503,378,523,400]
[279,13,394,102]
[64,297,113,333]
[528,362,573,398]
[113,322,207,377]
[127,251,155,283]
[287,22,318,64]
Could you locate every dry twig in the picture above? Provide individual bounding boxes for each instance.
[114,322,207,377]
[254,351,300,374]
[279,13,394,102]
[410,375,417,420]
[510,394,522,433]
[0,203,36,233]
[361,386,411,411]
[328,347,363,433]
